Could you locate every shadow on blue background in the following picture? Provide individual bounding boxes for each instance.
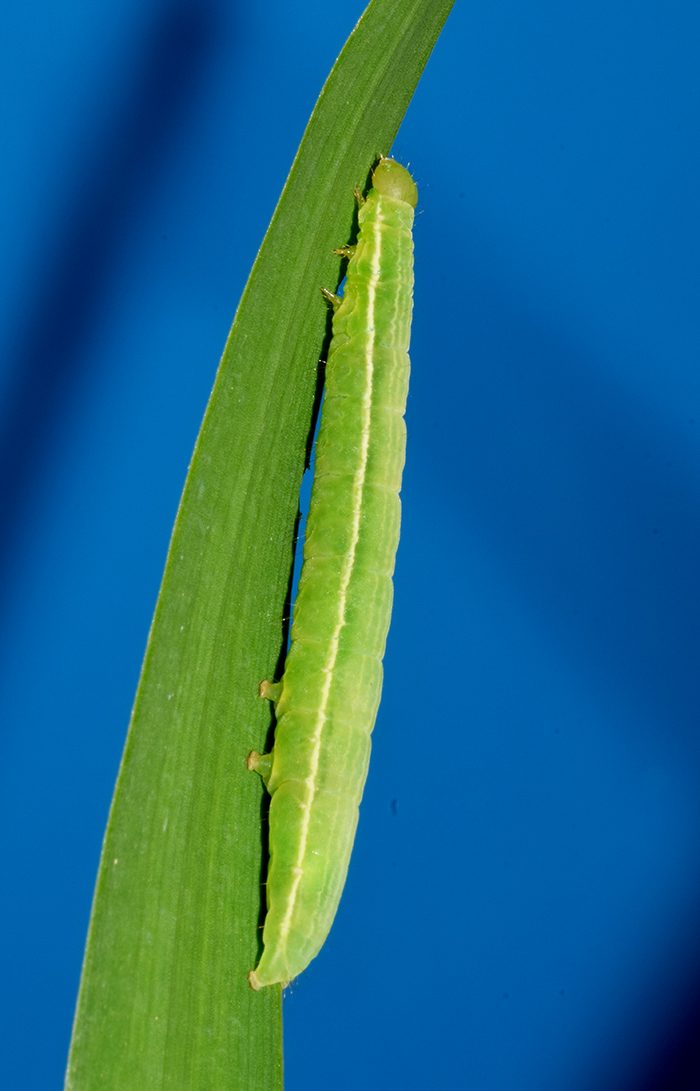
[1,1,700,1088]
[0,0,222,602]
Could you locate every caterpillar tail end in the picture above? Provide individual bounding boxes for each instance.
[248,967,290,991]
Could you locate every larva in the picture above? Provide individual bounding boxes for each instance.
[248,158,417,990]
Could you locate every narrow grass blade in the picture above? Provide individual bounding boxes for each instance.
[65,0,454,1087]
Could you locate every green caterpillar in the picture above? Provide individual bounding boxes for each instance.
[248,158,417,990]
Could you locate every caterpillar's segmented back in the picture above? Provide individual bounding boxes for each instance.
[248,158,417,989]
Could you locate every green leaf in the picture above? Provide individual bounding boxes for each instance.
[65,0,454,1087]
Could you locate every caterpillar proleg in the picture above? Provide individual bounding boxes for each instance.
[248,158,417,989]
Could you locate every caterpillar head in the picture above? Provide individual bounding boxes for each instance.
[372,157,418,208]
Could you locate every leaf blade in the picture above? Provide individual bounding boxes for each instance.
[65,1,454,1087]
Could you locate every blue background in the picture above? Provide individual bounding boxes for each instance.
[1,1,700,1088]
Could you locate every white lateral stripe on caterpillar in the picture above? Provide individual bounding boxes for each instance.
[276,219,381,952]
